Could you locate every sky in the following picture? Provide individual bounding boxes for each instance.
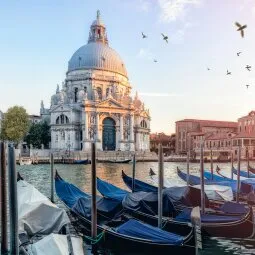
[1,0,255,134]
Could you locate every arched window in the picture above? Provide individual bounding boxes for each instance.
[140,120,147,128]
[56,114,69,125]
[106,88,109,97]
[74,87,78,103]
[97,87,102,100]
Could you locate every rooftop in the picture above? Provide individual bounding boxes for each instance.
[176,119,238,128]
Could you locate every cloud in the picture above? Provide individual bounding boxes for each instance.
[138,92,182,97]
[158,0,201,23]
[170,21,196,44]
[137,48,155,60]
[138,0,151,12]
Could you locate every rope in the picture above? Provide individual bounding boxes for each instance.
[83,229,106,245]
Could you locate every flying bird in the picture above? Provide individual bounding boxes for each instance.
[235,22,247,38]
[246,65,251,71]
[141,32,147,39]
[246,85,250,89]
[227,70,231,75]
[153,59,158,63]
[237,52,242,56]
[207,67,210,71]
[161,33,168,43]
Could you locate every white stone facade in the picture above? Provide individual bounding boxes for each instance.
[41,11,150,152]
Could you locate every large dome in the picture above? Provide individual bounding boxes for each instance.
[68,42,128,77]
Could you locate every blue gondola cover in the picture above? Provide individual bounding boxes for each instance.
[55,177,89,208]
[122,171,157,192]
[163,186,209,208]
[97,178,129,201]
[72,196,122,218]
[219,201,248,215]
[116,219,184,245]
[232,168,255,178]
[122,191,176,216]
[175,208,242,223]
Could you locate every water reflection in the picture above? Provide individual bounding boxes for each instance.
[18,161,255,254]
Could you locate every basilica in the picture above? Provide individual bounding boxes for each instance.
[40,11,150,152]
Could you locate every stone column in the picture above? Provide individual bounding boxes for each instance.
[96,113,100,141]
[85,112,89,139]
[129,114,135,151]
[130,114,134,141]
[120,115,123,140]
[119,115,125,151]
[83,112,91,151]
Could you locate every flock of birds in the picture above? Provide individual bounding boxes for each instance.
[141,22,252,89]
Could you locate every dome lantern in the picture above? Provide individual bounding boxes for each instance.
[88,10,108,45]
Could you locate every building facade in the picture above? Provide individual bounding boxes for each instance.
[175,119,238,154]
[176,112,255,160]
[40,11,150,152]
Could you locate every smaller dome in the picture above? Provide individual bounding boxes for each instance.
[92,10,105,27]
[92,19,105,27]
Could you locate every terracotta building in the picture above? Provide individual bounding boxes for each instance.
[175,119,238,154]
[176,111,255,160]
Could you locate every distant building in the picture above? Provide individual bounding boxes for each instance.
[150,132,175,155]
[176,112,255,160]
[175,119,238,154]
[28,115,42,124]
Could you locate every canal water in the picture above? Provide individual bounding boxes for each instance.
[17,161,255,254]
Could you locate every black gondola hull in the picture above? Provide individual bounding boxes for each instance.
[71,210,196,255]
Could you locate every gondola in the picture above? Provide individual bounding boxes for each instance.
[248,164,255,174]
[122,170,158,192]
[55,171,196,254]
[98,159,131,164]
[73,159,91,164]
[99,175,208,214]
[232,167,255,178]
[215,166,255,193]
[178,167,253,195]
[149,169,233,202]
[98,177,255,238]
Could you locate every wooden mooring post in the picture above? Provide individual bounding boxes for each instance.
[0,142,8,254]
[132,154,136,192]
[91,143,97,254]
[8,145,19,255]
[50,153,54,203]
[236,145,241,203]
[158,144,164,228]
[200,143,205,214]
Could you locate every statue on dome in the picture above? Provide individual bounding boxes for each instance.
[56,84,60,93]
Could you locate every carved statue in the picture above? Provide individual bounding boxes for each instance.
[94,89,99,101]
[41,100,44,110]
[78,89,85,102]
[89,127,96,140]
[90,113,96,124]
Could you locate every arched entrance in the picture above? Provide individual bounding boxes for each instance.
[102,117,116,151]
